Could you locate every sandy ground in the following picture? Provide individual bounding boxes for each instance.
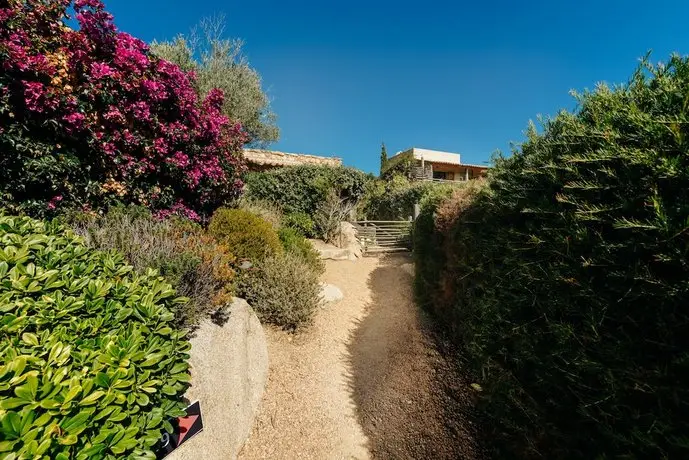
[239,254,482,460]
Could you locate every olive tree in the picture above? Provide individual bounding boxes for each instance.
[151,16,279,146]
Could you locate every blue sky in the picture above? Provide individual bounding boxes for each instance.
[106,0,689,173]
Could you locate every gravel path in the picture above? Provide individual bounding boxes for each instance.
[239,254,481,460]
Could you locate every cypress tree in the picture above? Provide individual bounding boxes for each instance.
[380,142,388,176]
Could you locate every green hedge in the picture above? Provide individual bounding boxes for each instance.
[244,165,370,218]
[0,214,190,458]
[414,56,689,458]
[362,176,456,221]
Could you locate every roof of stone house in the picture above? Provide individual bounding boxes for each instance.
[243,149,342,168]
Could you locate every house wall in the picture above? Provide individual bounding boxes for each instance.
[427,162,487,180]
[411,148,461,165]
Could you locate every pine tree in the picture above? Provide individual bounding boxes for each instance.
[380,142,388,175]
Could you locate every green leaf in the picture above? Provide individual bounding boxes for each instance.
[1,412,21,438]
[39,399,60,410]
[136,393,150,406]
[61,411,90,434]
[62,385,82,404]
[35,438,52,456]
[21,332,38,347]
[80,390,105,406]
[58,434,78,445]
[0,398,28,410]
[0,440,18,453]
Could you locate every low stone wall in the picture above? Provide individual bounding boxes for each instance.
[169,298,268,460]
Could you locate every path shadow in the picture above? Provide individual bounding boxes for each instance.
[345,254,484,459]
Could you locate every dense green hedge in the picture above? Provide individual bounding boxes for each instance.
[244,165,370,217]
[414,56,689,458]
[0,214,190,458]
[361,176,456,221]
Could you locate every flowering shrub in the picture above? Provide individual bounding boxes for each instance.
[0,0,247,218]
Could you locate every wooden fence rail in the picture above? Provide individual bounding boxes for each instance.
[350,220,413,254]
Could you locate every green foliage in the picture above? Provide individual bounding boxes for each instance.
[237,198,283,230]
[150,15,279,146]
[362,177,456,221]
[238,252,321,330]
[278,227,324,275]
[244,165,370,237]
[208,208,282,262]
[380,152,415,180]
[414,56,689,458]
[283,212,316,238]
[0,213,190,458]
[66,206,236,330]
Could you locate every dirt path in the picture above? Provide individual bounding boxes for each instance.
[239,254,481,460]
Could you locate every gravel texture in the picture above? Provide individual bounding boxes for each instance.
[239,255,482,460]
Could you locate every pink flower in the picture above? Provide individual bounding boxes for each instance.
[0,8,15,23]
[47,195,63,211]
[102,142,117,156]
[204,88,225,110]
[90,62,114,79]
[23,81,46,112]
[141,79,167,101]
[63,112,86,131]
[153,138,168,155]
[104,105,125,123]
[129,101,150,121]
[167,151,190,168]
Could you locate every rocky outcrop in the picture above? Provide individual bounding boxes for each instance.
[310,239,358,261]
[169,298,268,460]
[333,222,363,258]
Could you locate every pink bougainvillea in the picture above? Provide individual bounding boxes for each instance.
[0,0,247,218]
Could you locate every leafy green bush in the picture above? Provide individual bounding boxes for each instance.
[67,206,236,330]
[208,208,282,262]
[362,177,456,221]
[283,212,316,238]
[238,253,321,330]
[244,165,370,220]
[278,227,324,275]
[0,214,190,458]
[414,56,689,458]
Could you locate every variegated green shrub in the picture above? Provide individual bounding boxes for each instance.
[0,214,191,459]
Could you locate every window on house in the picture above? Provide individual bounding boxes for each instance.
[432,171,448,180]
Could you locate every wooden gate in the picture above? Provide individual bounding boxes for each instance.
[351,220,413,254]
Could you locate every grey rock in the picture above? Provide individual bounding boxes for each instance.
[168,298,268,460]
[320,283,344,303]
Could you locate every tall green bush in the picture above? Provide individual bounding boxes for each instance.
[0,214,190,458]
[414,56,689,458]
[244,165,370,218]
[362,177,456,221]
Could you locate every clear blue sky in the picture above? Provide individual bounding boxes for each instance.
[107,0,689,173]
